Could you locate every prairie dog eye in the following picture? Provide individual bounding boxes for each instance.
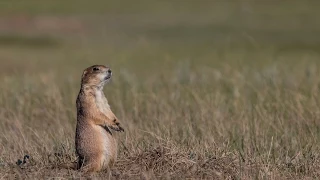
[93,67,100,71]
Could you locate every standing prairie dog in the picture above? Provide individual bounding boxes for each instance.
[75,65,124,176]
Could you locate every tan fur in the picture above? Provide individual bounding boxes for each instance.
[75,65,124,176]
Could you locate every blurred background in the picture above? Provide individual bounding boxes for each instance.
[1,0,320,79]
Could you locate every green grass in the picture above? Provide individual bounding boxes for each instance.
[0,0,320,179]
[0,34,61,47]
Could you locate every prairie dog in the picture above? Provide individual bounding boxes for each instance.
[75,65,124,176]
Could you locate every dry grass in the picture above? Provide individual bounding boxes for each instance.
[1,1,320,179]
[1,65,320,179]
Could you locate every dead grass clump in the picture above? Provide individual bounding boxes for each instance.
[115,145,237,179]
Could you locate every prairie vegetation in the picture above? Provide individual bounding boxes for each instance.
[0,1,320,179]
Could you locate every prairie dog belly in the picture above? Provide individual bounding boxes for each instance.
[96,125,117,168]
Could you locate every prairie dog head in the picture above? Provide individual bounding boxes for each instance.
[81,65,112,88]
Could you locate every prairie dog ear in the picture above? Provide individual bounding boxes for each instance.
[82,69,88,78]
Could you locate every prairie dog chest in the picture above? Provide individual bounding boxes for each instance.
[95,90,112,118]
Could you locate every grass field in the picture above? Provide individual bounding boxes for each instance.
[1,1,320,179]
